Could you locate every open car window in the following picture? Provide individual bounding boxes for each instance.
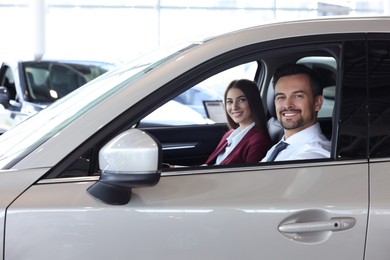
[138,62,258,127]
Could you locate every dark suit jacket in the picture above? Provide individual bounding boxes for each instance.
[205,127,272,165]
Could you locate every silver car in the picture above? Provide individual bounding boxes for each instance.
[0,16,389,259]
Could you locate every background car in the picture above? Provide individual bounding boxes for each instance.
[0,59,115,133]
[0,58,220,132]
[0,16,390,259]
[174,85,223,117]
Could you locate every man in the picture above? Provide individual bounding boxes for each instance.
[261,63,331,162]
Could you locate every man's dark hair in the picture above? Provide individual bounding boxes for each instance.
[273,63,323,97]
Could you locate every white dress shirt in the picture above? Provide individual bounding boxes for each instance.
[261,122,331,162]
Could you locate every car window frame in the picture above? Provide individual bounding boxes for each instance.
[46,34,364,179]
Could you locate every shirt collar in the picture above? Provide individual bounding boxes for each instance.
[282,122,322,146]
[226,122,255,146]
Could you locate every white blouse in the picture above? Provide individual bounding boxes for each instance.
[215,122,255,165]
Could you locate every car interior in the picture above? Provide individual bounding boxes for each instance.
[141,51,337,169]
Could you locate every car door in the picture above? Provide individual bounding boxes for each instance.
[5,36,369,259]
[5,163,367,259]
[144,124,228,165]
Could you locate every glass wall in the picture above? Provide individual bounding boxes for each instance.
[0,0,386,63]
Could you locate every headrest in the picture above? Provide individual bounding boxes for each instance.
[266,78,284,143]
[50,66,69,84]
[267,78,276,118]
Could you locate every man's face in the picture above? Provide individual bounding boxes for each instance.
[274,74,323,139]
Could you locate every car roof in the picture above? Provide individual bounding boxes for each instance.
[206,15,390,47]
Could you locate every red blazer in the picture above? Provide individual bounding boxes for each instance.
[205,127,272,165]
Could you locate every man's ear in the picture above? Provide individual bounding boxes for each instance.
[314,95,323,112]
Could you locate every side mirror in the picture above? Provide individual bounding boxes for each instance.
[87,129,162,205]
[0,86,10,108]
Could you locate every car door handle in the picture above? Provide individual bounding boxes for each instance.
[278,217,356,233]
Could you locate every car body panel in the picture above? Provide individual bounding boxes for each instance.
[0,168,48,258]
[6,162,367,259]
[364,161,390,259]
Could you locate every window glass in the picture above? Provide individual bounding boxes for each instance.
[0,42,195,169]
[368,40,390,158]
[297,56,337,118]
[0,65,16,100]
[139,61,258,126]
[23,62,113,102]
[160,0,275,8]
[275,0,314,9]
[337,40,368,159]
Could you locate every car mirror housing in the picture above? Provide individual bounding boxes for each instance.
[87,129,162,205]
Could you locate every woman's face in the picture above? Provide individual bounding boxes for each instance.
[225,87,253,129]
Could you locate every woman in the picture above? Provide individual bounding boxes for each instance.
[205,79,271,165]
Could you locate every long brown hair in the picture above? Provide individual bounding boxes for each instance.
[224,79,269,134]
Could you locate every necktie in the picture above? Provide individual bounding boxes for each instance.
[266,141,288,162]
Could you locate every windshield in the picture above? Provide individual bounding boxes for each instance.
[0,42,198,169]
[23,61,114,102]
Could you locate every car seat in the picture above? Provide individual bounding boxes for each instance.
[266,79,284,144]
[50,65,86,99]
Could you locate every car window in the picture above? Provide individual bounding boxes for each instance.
[367,39,390,158]
[0,43,197,169]
[23,62,111,102]
[139,61,258,127]
[0,65,17,100]
[297,56,337,118]
[49,42,342,179]
[139,52,339,168]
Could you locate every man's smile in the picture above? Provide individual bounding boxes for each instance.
[281,109,301,118]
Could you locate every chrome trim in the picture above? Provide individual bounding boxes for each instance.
[369,157,390,163]
[161,159,369,176]
[162,143,197,150]
[38,176,99,184]
[38,159,368,181]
